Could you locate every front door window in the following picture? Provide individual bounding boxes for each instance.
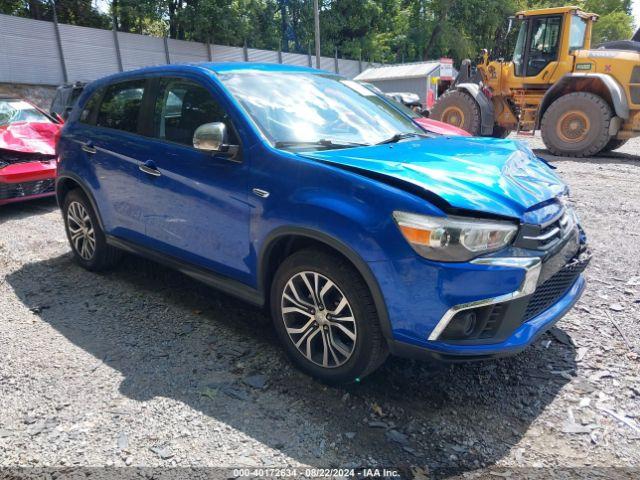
[152,79,238,147]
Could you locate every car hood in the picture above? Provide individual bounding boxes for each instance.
[0,122,61,156]
[299,136,565,219]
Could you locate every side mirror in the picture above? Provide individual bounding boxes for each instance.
[193,122,228,152]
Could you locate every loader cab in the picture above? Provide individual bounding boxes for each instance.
[510,7,595,84]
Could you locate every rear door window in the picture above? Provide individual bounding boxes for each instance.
[96,80,146,134]
[151,78,238,147]
[79,88,104,124]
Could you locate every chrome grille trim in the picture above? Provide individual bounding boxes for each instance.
[523,226,560,242]
[514,207,577,252]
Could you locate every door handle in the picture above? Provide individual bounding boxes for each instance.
[81,142,96,154]
[139,160,161,177]
[252,188,270,198]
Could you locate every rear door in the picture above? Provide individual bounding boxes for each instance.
[85,78,154,243]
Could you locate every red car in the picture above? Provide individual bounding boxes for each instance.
[358,82,470,137]
[413,116,470,136]
[0,96,61,206]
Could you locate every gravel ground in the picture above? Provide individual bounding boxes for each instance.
[0,136,639,478]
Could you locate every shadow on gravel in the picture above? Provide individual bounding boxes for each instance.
[534,148,640,165]
[0,197,58,225]
[7,253,577,474]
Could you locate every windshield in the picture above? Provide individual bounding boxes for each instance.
[0,100,52,126]
[219,71,424,149]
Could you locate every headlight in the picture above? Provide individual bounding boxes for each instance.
[393,211,518,262]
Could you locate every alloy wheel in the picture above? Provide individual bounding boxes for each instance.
[67,201,96,260]
[280,271,357,368]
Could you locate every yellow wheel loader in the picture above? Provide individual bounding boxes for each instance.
[431,6,640,157]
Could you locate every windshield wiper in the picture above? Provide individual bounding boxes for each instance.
[376,132,428,145]
[274,139,370,150]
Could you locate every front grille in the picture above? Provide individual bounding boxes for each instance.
[515,208,576,251]
[0,179,55,200]
[523,251,590,321]
[0,149,54,168]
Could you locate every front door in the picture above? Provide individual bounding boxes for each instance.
[137,77,252,283]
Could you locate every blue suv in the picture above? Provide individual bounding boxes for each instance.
[56,63,590,383]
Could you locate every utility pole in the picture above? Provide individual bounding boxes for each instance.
[111,5,123,72]
[50,0,68,83]
[279,0,288,53]
[313,0,320,68]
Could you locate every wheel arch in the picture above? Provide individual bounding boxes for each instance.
[454,83,496,136]
[55,174,105,231]
[258,227,393,341]
[537,74,629,129]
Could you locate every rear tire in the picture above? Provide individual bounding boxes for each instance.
[601,138,628,153]
[541,92,612,157]
[431,90,482,136]
[62,189,122,271]
[270,248,388,384]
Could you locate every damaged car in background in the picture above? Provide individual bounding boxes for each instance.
[0,96,61,206]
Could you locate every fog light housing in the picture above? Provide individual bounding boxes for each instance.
[440,310,479,340]
[460,311,477,336]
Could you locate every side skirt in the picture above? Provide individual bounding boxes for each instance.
[106,235,264,307]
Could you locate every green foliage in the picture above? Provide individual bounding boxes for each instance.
[592,11,634,44]
[0,0,635,62]
[583,0,631,16]
[0,0,110,27]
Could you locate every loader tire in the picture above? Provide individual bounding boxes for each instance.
[431,90,482,136]
[541,92,612,157]
[601,138,628,153]
[491,125,512,139]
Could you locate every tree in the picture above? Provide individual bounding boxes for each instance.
[0,0,635,63]
[0,0,109,26]
[592,11,634,44]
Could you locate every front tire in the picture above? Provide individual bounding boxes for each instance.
[270,248,388,384]
[541,92,612,157]
[431,90,482,136]
[63,189,122,271]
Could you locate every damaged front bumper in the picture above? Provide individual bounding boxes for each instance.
[378,232,591,362]
[0,155,57,205]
